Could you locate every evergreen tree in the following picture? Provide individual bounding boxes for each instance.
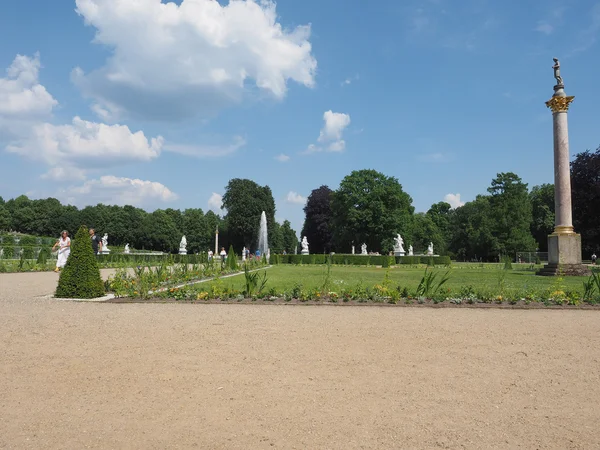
[487,172,536,256]
[572,146,600,256]
[55,225,105,298]
[301,186,334,254]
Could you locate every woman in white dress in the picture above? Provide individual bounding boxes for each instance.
[52,230,71,272]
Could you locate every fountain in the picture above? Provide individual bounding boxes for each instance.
[258,211,268,257]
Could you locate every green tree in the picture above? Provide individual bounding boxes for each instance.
[0,205,11,231]
[270,221,283,254]
[182,208,207,254]
[51,205,81,238]
[426,201,453,254]
[487,172,536,256]
[222,179,276,250]
[280,220,298,253]
[412,213,444,254]
[204,211,221,253]
[331,170,414,252]
[301,185,333,253]
[449,195,496,261]
[572,146,600,256]
[529,184,555,252]
[141,210,180,252]
[55,225,105,298]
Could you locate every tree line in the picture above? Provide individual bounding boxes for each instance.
[300,146,599,260]
[0,178,299,254]
[1,146,598,259]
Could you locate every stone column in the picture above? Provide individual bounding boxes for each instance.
[538,76,590,276]
[214,227,219,259]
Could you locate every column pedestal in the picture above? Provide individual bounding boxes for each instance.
[536,85,590,276]
[538,232,590,276]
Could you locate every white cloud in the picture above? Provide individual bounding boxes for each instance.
[62,175,178,207]
[328,140,346,152]
[7,117,163,170]
[275,153,290,162]
[318,110,351,143]
[42,167,87,182]
[444,193,465,209]
[286,191,306,205]
[417,152,452,163]
[302,143,321,154]
[535,22,554,35]
[301,110,351,155]
[164,136,245,158]
[73,0,317,120]
[0,53,57,118]
[208,192,223,212]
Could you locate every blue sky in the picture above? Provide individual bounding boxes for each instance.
[0,0,599,234]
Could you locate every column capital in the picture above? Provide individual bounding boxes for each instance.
[546,95,575,113]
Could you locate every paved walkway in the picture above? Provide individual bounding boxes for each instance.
[1,271,600,449]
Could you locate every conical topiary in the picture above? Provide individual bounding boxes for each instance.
[55,225,105,298]
[227,244,238,270]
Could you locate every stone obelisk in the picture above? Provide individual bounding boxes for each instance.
[538,58,591,276]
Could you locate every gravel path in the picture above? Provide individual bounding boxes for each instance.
[1,271,600,449]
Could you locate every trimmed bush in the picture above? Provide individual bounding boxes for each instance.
[271,253,452,267]
[227,245,238,270]
[55,225,104,299]
[37,247,50,264]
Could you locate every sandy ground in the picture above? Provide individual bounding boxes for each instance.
[1,271,600,449]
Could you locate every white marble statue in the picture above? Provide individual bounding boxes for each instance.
[408,245,414,256]
[101,233,110,254]
[394,234,405,252]
[301,236,309,255]
[124,244,130,254]
[361,243,367,255]
[351,245,355,255]
[427,242,434,256]
[179,235,187,255]
[266,248,271,262]
[0,248,3,259]
[242,246,247,261]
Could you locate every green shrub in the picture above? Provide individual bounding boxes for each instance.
[227,245,238,270]
[37,247,50,264]
[55,225,105,299]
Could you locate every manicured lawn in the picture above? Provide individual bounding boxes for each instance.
[209,263,591,295]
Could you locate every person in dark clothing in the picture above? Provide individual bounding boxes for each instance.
[89,228,103,255]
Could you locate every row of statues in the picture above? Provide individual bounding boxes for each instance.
[102,233,434,257]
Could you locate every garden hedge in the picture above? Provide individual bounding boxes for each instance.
[271,254,451,266]
[95,253,209,264]
[55,225,105,299]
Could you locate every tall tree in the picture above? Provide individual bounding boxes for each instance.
[412,213,444,254]
[141,210,179,252]
[182,208,207,254]
[301,185,333,254]
[0,204,11,231]
[487,172,536,256]
[529,184,555,252]
[449,195,496,261]
[331,170,414,252]
[572,146,600,256]
[426,201,453,253]
[270,221,283,254]
[280,220,298,254]
[222,179,276,250]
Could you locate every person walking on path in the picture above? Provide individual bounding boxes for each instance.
[52,230,71,272]
[89,228,102,255]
